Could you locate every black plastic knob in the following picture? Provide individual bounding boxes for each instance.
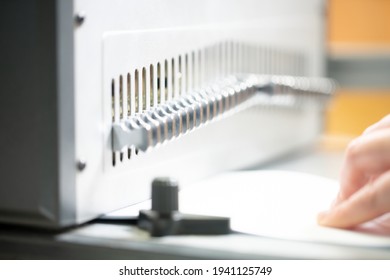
[138,177,230,236]
[151,177,179,215]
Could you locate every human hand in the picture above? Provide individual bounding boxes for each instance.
[317,114,390,231]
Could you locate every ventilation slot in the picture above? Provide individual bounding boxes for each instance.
[119,75,124,162]
[164,60,168,101]
[111,79,116,166]
[149,64,154,108]
[171,58,175,99]
[134,69,139,113]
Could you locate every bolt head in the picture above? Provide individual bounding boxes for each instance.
[77,159,87,171]
[75,12,86,26]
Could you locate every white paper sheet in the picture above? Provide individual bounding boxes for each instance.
[179,170,390,247]
[108,170,390,247]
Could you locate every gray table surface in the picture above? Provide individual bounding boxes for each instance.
[2,144,390,259]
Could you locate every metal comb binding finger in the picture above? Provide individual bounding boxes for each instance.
[112,74,336,152]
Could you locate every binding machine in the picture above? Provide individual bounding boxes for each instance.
[4,0,373,260]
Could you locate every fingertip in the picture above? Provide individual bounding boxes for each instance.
[317,205,349,228]
[317,210,329,225]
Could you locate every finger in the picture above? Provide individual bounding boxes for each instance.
[353,213,390,235]
[363,114,390,135]
[318,171,390,228]
[334,152,367,205]
[336,129,390,205]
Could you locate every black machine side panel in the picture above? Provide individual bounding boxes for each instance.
[0,0,60,226]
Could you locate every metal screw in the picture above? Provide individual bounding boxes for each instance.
[77,159,87,171]
[75,12,86,26]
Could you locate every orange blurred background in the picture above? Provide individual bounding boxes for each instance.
[326,0,390,136]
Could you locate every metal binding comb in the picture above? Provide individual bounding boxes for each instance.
[112,75,336,152]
